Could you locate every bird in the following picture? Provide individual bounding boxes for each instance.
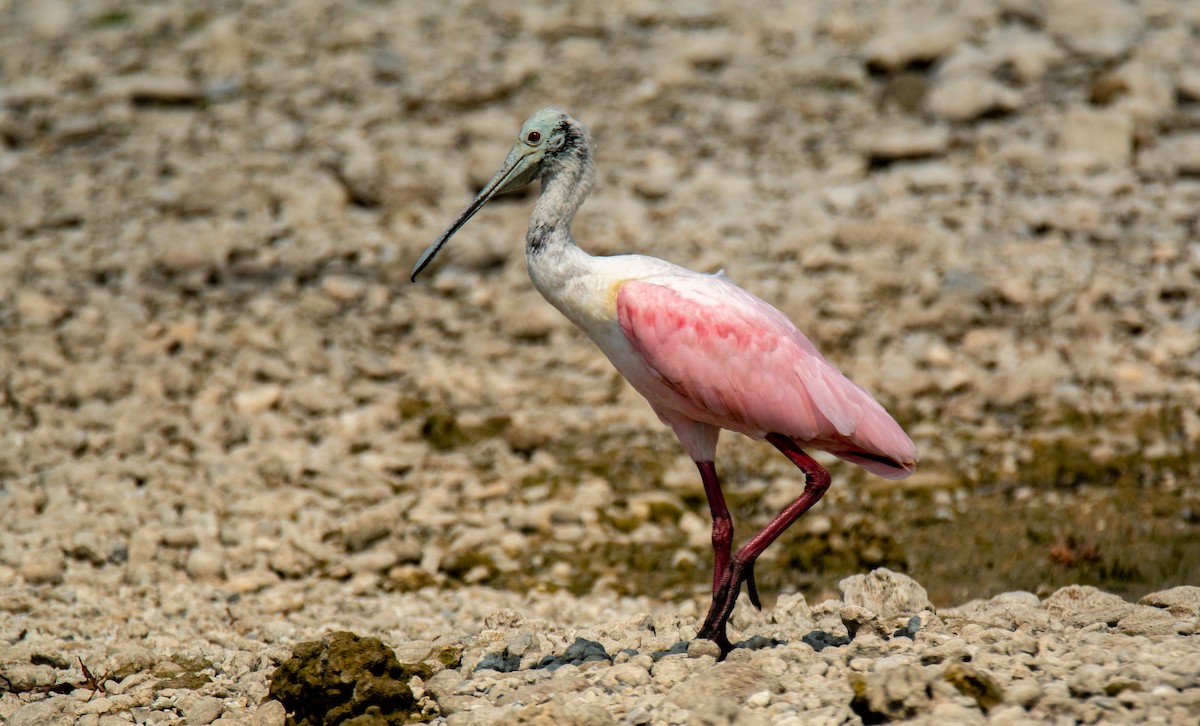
[411,108,918,654]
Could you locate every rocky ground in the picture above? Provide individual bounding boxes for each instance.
[1,0,1199,723]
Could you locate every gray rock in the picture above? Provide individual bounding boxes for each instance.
[1139,586,1200,618]
[861,126,950,163]
[0,662,58,691]
[1179,68,1200,103]
[839,569,934,620]
[110,74,203,104]
[1159,134,1200,177]
[666,662,783,709]
[30,0,73,39]
[1056,105,1133,170]
[1115,606,1188,636]
[600,662,651,688]
[7,698,78,726]
[1045,0,1144,60]
[1042,585,1135,627]
[686,639,722,660]
[1093,60,1176,128]
[849,664,938,721]
[185,547,226,582]
[511,701,617,725]
[928,76,1022,121]
[840,605,891,639]
[182,695,225,724]
[863,19,967,72]
[19,546,66,585]
[247,696,284,724]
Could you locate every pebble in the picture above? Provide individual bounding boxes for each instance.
[927,76,1022,121]
[1056,105,1133,170]
[110,74,204,104]
[1139,586,1200,618]
[863,18,967,72]
[233,384,282,414]
[185,548,226,582]
[861,125,950,163]
[19,546,66,585]
[1045,0,1144,60]
[839,568,933,620]
[181,695,225,724]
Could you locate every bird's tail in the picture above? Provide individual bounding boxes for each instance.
[833,450,917,480]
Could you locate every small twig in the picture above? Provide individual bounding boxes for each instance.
[76,657,111,702]
[0,656,113,699]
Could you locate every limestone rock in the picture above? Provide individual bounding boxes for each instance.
[839,569,934,620]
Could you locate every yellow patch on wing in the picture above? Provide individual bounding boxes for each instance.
[606,279,629,316]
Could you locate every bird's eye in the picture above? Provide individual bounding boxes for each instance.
[526,131,541,143]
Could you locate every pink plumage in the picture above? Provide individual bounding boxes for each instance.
[616,274,917,479]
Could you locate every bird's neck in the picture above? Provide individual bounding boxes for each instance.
[526,147,595,258]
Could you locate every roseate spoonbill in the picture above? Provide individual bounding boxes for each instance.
[411,108,918,653]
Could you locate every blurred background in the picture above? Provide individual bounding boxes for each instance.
[1,0,1197,609]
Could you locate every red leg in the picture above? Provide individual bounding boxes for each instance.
[696,461,733,595]
[698,434,831,654]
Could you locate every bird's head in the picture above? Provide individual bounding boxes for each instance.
[410,108,591,281]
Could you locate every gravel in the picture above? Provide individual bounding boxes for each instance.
[2,0,1199,723]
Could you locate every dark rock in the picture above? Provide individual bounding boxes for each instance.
[155,672,212,690]
[893,615,922,639]
[650,641,690,661]
[267,631,430,726]
[944,662,1004,712]
[732,634,785,651]
[562,637,610,663]
[849,665,936,723]
[474,650,520,673]
[801,630,852,652]
[537,637,612,670]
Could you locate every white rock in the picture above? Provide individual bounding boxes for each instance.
[1056,105,1133,171]
[985,26,1065,83]
[1160,134,1200,177]
[1042,585,1135,627]
[186,548,227,582]
[6,698,78,726]
[20,546,66,585]
[861,126,950,162]
[601,662,651,688]
[1097,60,1177,127]
[1139,586,1200,618]
[839,569,933,620]
[234,384,282,414]
[181,695,225,724]
[1179,68,1200,103]
[31,0,73,39]
[928,76,1022,121]
[863,19,968,72]
[17,290,68,327]
[1045,0,1144,60]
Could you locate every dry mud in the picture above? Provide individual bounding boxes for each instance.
[2,0,1199,724]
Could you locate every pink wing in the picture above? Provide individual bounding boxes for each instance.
[616,274,916,479]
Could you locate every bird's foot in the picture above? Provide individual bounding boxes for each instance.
[698,558,758,657]
[745,562,761,609]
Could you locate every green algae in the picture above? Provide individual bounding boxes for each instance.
[402,398,1198,606]
[267,632,431,726]
[944,663,1005,712]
